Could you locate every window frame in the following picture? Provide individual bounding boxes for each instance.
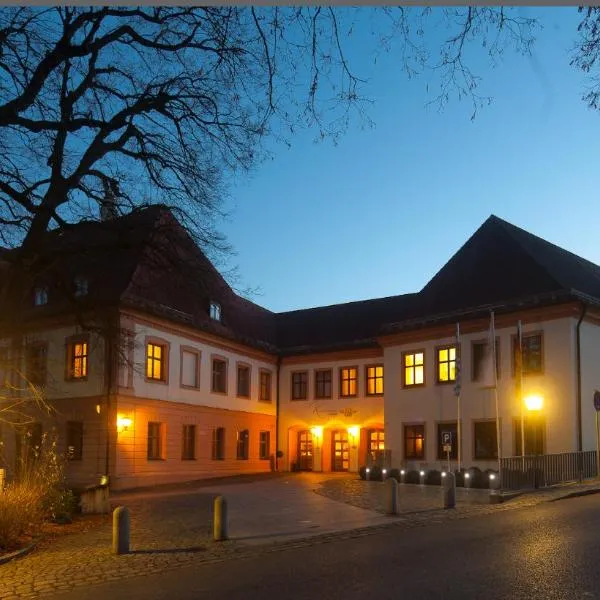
[435,344,459,385]
[259,369,272,403]
[473,419,499,460]
[471,338,501,383]
[179,346,200,389]
[512,331,544,376]
[291,371,308,401]
[259,431,271,460]
[181,424,196,460]
[314,368,333,399]
[147,421,164,461]
[365,364,384,396]
[404,423,426,460]
[236,429,249,460]
[236,362,251,398]
[65,334,90,381]
[339,366,358,398]
[513,416,546,456]
[212,427,225,460]
[402,350,426,388]
[145,337,169,384]
[211,355,228,394]
[66,421,84,461]
[33,286,48,306]
[209,301,222,322]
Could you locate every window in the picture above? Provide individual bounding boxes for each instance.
[513,333,543,375]
[366,365,384,396]
[236,429,249,460]
[26,342,48,386]
[437,345,458,383]
[146,342,166,381]
[74,277,88,297]
[514,417,545,456]
[180,349,199,388]
[291,371,308,400]
[315,369,332,399]
[212,427,225,460]
[259,431,270,460]
[404,424,425,459]
[472,339,501,382]
[66,421,83,461]
[474,421,498,460]
[259,370,272,402]
[339,367,358,397]
[209,301,222,322]
[67,338,88,379]
[147,422,163,460]
[182,425,196,460]
[212,358,227,393]
[403,351,425,387]
[436,422,458,460]
[368,429,385,461]
[34,286,48,306]
[237,364,250,398]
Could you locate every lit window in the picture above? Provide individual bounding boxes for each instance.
[315,369,332,399]
[259,370,272,402]
[146,343,165,381]
[236,429,249,460]
[368,429,385,462]
[74,277,88,297]
[366,365,384,395]
[209,301,222,322]
[291,371,308,400]
[403,351,424,387]
[339,367,358,397]
[34,287,48,306]
[437,346,457,383]
[212,358,227,393]
[259,431,270,460]
[67,339,88,379]
[404,424,425,459]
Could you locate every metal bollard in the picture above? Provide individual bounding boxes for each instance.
[213,495,228,542]
[443,472,456,509]
[419,470,426,485]
[112,506,130,555]
[385,477,399,515]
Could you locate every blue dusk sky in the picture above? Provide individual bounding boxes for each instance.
[222,7,599,313]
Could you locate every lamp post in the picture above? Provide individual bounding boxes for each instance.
[524,395,543,488]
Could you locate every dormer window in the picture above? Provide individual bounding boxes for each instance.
[34,286,48,306]
[74,277,88,297]
[209,301,222,322]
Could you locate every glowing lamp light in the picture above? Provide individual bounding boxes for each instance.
[419,470,425,477]
[464,473,471,479]
[366,467,371,473]
[400,469,406,475]
[525,394,543,412]
[489,473,496,480]
[382,469,387,475]
[347,426,360,439]
[310,426,323,438]
[117,415,132,433]
[441,472,447,478]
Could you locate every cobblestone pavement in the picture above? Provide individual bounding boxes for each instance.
[2,474,600,600]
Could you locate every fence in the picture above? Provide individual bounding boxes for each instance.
[500,450,597,490]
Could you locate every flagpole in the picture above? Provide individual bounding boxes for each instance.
[518,320,525,471]
[491,311,502,475]
[456,322,462,474]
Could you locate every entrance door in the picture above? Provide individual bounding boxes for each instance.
[297,430,313,471]
[332,430,349,472]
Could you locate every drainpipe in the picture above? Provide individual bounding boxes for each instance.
[104,311,117,482]
[576,303,587,453]
[275,356,281,471]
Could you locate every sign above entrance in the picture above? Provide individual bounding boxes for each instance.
[339,408,358,418]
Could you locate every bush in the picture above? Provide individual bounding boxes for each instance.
[0,483,46,550]
[425,470,442,486]
[388,468,401,482]
[405,469,420,484]
[467,467,486,489]
[359,466,367,480]
[454,469,466,487]
[369,465,383,481]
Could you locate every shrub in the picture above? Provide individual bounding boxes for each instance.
[388,468,401,482]
[454,469,466,487]
[425,470,442,486]
[0,483,46,550]
[359,466,368,480]
[405,469,420,484]
[468,467,486,489]
[369,465,383,481]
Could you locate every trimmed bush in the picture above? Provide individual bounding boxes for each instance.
[388,468,401,482]
[405,469,420,484]
[425,470,442,486]
[369,465,383,481]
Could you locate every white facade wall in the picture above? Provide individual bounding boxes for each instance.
[579,319,600,452]
[384,316,577,471]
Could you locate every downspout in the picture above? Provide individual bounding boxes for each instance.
[275,355,281,471]
[576,303,587,453]
[104,311,117,483]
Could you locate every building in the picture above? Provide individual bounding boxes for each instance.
[1,208,600,489]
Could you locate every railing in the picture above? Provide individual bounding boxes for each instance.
[500,450,597,490]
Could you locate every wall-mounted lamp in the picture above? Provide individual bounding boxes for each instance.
[117,415,132,433]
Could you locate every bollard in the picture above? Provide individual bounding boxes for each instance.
[213,495,228,542]
[385,477,399,515]
[443,472,456,509]
[112,506,130,555]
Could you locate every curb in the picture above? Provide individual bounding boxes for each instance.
[0,537,40,566]
[549,487,600,502]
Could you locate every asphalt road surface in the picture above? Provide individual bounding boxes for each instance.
[55,494,600,600]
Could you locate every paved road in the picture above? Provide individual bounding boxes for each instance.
[54,494,600,600]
